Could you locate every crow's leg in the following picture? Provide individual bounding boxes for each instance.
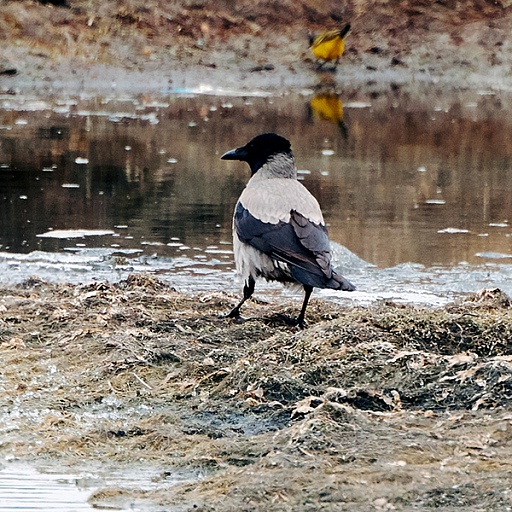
[226,276,255,319]
[295,285,313,329]
[278,285,313,328]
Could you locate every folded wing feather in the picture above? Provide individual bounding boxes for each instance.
[234,202,334,287]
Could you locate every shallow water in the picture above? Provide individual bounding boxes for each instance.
[0,463,94,511]
[1,88,512,304]
[0,461,203,511]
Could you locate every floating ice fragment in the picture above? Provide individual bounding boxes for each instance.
[140,113,159,124]
[425,199,446,205]
[489,222,509,228]
[15,119,28,125]
[37,229,115,239]
[61,183,80,189]
[437,227,469,234]
[167,158,178,164]
[297,169,311,175]
[476,251,512,259]
[205,249,233,255]
[53,106,70,114]
[19,195,28,200]
[321,149,335,156]
[417,166,427,173]
[344,102,372,108]
[74,157,89,164]
[124,146,131,151]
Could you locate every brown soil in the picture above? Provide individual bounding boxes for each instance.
[2,275,512,510]
[2,0,512,95]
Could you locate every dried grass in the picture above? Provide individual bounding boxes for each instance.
[2,276,512,509]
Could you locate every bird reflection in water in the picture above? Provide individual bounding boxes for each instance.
[308,82,348,138]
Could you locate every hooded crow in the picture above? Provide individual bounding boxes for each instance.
[221,132,355,328]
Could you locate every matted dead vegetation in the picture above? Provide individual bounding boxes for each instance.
[1,274,512,510]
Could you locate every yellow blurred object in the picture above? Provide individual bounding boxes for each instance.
[310,93,343,123]
[309,23,351,70]
[309,92,348,137]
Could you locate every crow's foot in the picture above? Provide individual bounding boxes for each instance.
[276,314,308,329]
[219,309,247,323]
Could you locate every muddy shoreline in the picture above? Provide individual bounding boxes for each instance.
[1,276,512,510]
[2,1,512,97]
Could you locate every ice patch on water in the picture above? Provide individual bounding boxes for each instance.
[437,227,470,234]
[169,84,272,97]
[0,245,511,308]
[37,229,116,239]
[344,102,372,108]
[476,251,512,260]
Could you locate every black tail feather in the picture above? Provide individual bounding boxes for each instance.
[339,23,351,38]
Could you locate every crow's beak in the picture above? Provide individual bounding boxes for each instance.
[221,146,248,161]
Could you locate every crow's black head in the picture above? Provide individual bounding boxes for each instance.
[221,133,292,175]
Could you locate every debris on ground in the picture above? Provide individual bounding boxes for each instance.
[1,275,512,510]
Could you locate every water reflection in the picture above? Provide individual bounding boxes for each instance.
[0,90,511,272]
[308,75,348,138]
[308,91,348,138]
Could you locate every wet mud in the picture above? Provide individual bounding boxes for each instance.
[1,275,512,510]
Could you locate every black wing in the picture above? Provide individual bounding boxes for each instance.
[235,202,345,289]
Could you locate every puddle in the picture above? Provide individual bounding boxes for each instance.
[1,90,512,304]
[0,463,95,511]
[0,461,204,512]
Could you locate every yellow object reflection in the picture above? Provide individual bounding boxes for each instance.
[309,92,348,137]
